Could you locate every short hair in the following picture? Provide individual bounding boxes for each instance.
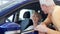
[39,0,55,6]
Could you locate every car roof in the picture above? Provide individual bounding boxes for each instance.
[0,0,39,18]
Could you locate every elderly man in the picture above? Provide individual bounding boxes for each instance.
[34,0,60,34]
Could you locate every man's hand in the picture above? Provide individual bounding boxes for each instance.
[34,23,48,33]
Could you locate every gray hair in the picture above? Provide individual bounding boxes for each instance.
[39,0,55,6]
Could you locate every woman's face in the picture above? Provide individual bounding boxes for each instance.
[32,13,41,23]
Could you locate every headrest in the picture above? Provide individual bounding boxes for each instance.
[23,11,30,18]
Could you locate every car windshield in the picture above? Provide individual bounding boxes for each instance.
[0,0,13,6]
[0,0,26,12]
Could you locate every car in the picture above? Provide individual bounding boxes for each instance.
[0,0,60,34]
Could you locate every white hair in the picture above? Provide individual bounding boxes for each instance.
[39,0,55,6]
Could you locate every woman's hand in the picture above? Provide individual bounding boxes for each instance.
[35,23,48,33]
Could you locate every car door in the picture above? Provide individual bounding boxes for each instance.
[0,0,47,34]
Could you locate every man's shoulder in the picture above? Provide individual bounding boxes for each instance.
[54,5,60,12]
[53,5,60,16]
[55,5,60,7]
[54,5,60,10]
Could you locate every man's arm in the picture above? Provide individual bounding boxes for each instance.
[46,27,60,34]
[42,14,52,26]
[46,6,60,34]
[52,7,60,31]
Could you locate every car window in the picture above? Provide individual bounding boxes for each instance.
[19,9,35,20]
[19,9,41,33]
[6,15,13,22]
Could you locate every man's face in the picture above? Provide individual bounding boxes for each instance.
[41,4,49,14]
